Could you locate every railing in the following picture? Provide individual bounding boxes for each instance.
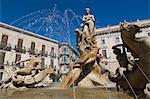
[40,51,48,57]
[28,48,38,55]
[0,43,11,51]
[14,45,26,53]
[50,52,56,58]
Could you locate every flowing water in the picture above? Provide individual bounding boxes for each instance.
[10,5,81,46]
[0,87,133,99]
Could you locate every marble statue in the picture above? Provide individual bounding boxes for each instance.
[82,8,95,34]
[60,8,107,88]
[0,56,56,90]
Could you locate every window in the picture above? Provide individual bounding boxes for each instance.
[50,59,54,67]
[42,45,45,52]
[102,50,107,58]
[64,56,67,63]
[31,42,35,51]
[41,58,45,67]
[15,39,24,53]
[1,35,8,45]
[101,39,105,44]
[0,35,11,51]
[17,39,23,48]
[115,37,120,43]
[64,47,67,54]
[0,52,5,65]
[51,47,54,54]
[29,42,35,54]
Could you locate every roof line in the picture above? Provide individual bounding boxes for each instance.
[0,22,59,44]
[95,19,150,35]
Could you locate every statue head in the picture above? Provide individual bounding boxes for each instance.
[112,46,121,55]
[85,8,90,14]
[120,22,141,38]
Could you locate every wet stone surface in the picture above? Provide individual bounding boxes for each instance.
[0,87,133,99]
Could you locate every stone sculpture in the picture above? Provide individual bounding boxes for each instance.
[60,8,107,88]
[0,55,56,90]
[109,22,150,97]
[144,83,150,99]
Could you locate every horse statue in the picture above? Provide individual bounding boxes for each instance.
[108,22,150,97]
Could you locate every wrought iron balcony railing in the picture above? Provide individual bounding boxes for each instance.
[40,51,48,57]
[14,45,26,53]
[0,43,11,51]
[28,48,36,55]
[50,52,56,58]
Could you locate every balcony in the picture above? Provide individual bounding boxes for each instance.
[40,51,48,57]
[0,43,11,51]
[50,52,56,58]
[14,45,26,53]
[28,48,36,55]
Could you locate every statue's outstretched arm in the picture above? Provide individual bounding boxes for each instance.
[82,15,86,22]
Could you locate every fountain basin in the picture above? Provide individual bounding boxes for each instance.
[0,87,133,99]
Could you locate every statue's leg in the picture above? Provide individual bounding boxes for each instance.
[83,25,90,37]
[88,21,94,34]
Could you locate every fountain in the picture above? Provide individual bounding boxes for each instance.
[60,8,108,88]
[10,5,81,46]
[1,7,148,99]
[0,55,56,90]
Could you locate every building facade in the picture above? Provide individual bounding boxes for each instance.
[59,43,78,74]
[0,22,59,81]
[95,19,150,72]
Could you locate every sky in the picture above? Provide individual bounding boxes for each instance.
[0,0,150,46]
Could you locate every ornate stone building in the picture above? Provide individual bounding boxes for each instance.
[0,22,59,81]
[58,43,78,74]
